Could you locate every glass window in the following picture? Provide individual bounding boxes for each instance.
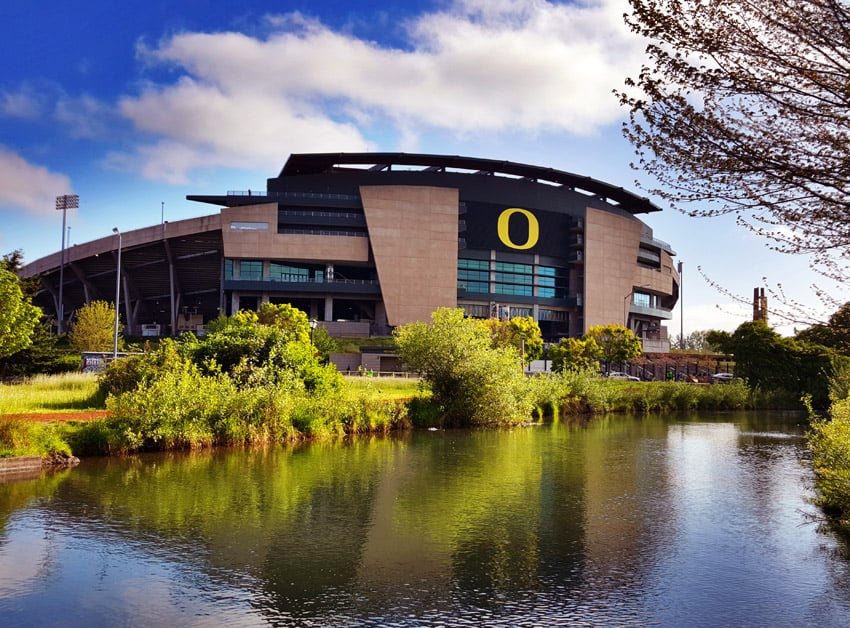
[495,262,532,274]
[460,280,490,293]
[535,265,568,299]
[458,269,489,282]
[539,309,567,322]
[494,284,532,296]
[458,259,490,293]
[495,272,532,285]
[270,263,309,282]
[230,221,268,231]
[224,259,233,280]
[239,260,263,280]
[459,259,489,270]
[462,304,490,318]
[633,292,651,308]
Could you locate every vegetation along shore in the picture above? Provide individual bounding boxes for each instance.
[3,303,850,539]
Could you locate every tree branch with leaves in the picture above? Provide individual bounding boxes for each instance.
[619,0,850,280]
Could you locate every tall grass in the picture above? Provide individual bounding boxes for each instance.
[522,371,770,417]
[0,372,104,415]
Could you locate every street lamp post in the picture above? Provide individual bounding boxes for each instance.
[55,194,79,334]
[678,261,684,350]
[112,228,122,359]
[310,318,318,344]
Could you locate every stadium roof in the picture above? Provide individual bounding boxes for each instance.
[277,152,661,215]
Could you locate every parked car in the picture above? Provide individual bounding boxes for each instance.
[710,372,735,383]
[608,371,640,381]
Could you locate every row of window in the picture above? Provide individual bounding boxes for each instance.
[457,259,569,298]
[460,304,568,322]
[227,258,570,301]
[226,260,316,281]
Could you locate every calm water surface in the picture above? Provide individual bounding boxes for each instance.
[1,411,850,626]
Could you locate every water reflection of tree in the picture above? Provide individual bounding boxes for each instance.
[11,442,396,620]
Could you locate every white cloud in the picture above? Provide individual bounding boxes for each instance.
[112,0,643,182]
[55,95,115,139]
[0,147,73,215]
[0,88,42,119]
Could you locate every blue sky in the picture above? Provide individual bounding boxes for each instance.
[0,0,840,336]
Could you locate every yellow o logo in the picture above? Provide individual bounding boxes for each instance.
[497,208,539,250]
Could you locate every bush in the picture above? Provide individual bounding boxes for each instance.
[394,308,532,426]
[407,397,444,428]
[808,397,850,534]
[0,418,72,459]
[105,352,228,451]
[98,339,187,398]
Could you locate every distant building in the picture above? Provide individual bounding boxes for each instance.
[22,153,680,351]
[753,287,768,324]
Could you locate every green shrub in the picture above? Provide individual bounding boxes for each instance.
[105,352,229,451]
[407,397,444,428]
[394,308,532,426]
[215,385,298,444]
[0,418,72,459]
[64,420,114,457]
[808,396,850,534]
[97,339,190,398]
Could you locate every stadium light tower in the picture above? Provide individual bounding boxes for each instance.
[112,228,122,359]
[55,194,79,334]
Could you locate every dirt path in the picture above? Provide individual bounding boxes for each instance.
[5,411,110,423]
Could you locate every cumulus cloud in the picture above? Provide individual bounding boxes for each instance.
[0,147,73,215]
[113,0,642,182]
[55,95,116,139]
[0,88,43,119]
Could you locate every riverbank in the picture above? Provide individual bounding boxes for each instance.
[1,369,801,462]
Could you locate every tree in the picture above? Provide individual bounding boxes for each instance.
[711,320,840,407]
[619,0,850,279]
[193,307,340,392]
[310,325,337,364]
[256,302,311,344]
[796,302,850,355]
[547,337,600,373]
[70,300,121,352]
[1,249,39,297]
[0,322,75,377]
[671,330,719,353]
[583,324,643,368]
[0,267,41,359]
[394,308,531,426]
[480,316,543,365]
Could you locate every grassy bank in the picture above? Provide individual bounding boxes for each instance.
[0,372,104,415]
[0,370,797,460]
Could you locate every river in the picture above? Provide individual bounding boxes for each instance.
[1,411,849,626]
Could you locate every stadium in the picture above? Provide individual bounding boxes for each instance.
[22,153,680,352]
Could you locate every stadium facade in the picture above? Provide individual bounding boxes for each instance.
[22,153,680,351]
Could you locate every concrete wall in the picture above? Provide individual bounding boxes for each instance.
[360,186,459,326]
[582,207,644,331]
[221,204,369,262]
